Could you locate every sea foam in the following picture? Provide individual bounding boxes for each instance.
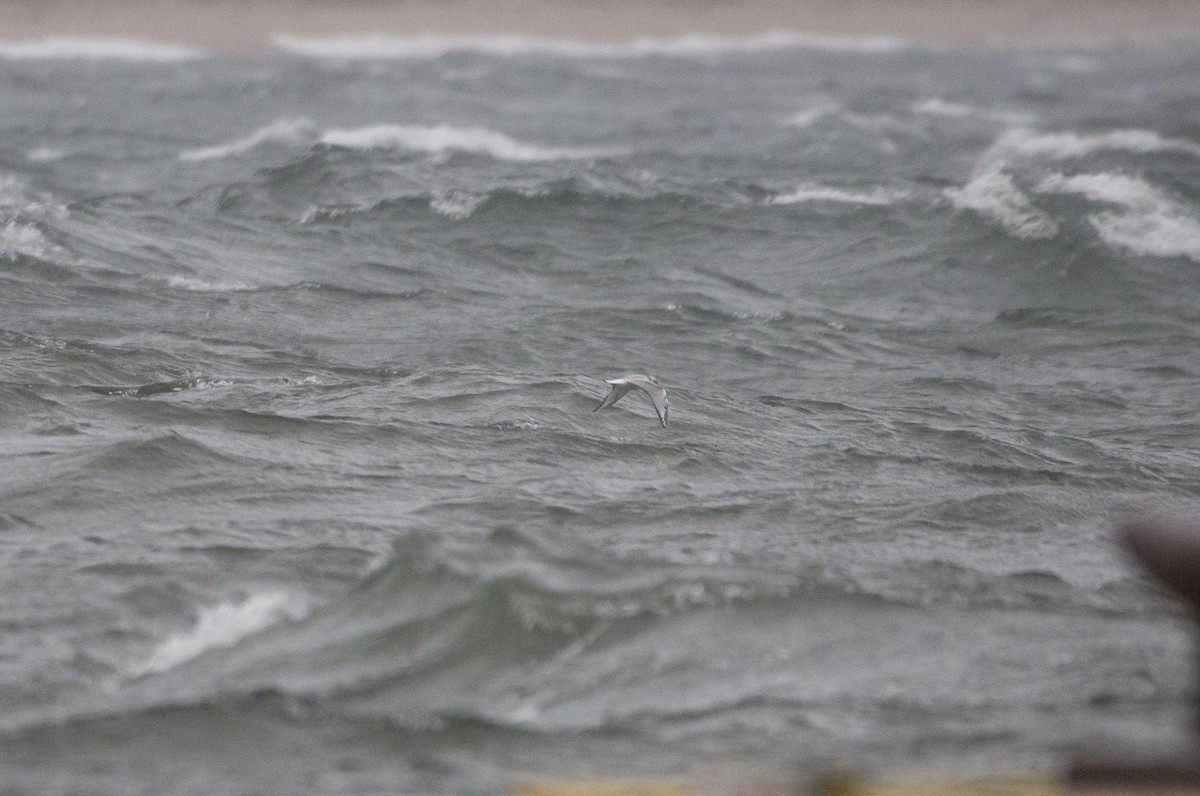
[272,32,910,60]
[0,36,205,62]
[1038,172,1200,261]
[990,127,1200,160]
[166,275,256,292]
[945,165,1058,239]
[319,123,622,161]
[131,591,308,676]
[0,221,55,262]
[0,174,69,262]
[430,190,488,219]
[769,184,906,207]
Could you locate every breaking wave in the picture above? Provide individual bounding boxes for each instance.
[131,591,309,677]
[179,118,316,162]
[769,183,907,207]
[945,165,1058,239]
[318,123,624,161]
[1038,172,1200,261]
[989,127,1200,161]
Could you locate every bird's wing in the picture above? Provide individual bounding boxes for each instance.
[594,382,631,412]
[627,377,668,427]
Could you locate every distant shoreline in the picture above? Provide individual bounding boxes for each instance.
[0,0,1198,51]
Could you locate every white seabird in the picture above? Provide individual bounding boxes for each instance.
[594,374,668,427]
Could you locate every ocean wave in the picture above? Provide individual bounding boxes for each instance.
[0,174,70,263]
[945,165,1058,239]
[784,102,841,129]
[127,528,1163,686]
[911,98,1033,126]
[0,173,68,219]
[179,117,316,162]
[429,189,489,220]
[0,174,31,209]
[989,127,1200,161]
[166,274,256,292]
[1038,172,1200,261]
[130,591,310,676]
[0,36,206,62]
[298,178,765,227]
[785,104,920,137]
[318,123,624,161]
[768,183,907,207]
[271,32,910,60]
[1,221,58,262]
[299,202,365,225]
[26,146,67,163]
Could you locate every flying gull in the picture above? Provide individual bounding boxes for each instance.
[594,374,668,427]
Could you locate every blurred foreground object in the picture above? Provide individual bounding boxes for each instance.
[516,518,1200,795]
[1067,517,1200,789]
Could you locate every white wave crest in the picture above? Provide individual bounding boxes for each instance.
[1,221,55,261]
[0,36,205,62]
[785,102,840,128]
[1038,172,1200,261]
[167,275,255,292]
[0,174,69,261]
[180,118,316,162]
[299,203,365,225]
[989,127,1200,160]
[430,190,487,219]
[131,591,308,676]
[945,165,1058,239]
[912,98,1033,126]
[319,124,621,161]
[769,184,906,207]
[1037,172,1161,206]
[27,147,67,163]
[272,32,910,60]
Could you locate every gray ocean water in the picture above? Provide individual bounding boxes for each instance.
[1,31,1200,794]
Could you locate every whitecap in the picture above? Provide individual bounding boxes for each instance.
[132,590,309,677]
[0,175,69,261]
[131,591,308,676]
[166,275,255,292]
[785,103,840,128]
[1038,172,1200,261]
[989,127,1200,161]
[430,190,487,219]
[179,117,316,162]
[769,184,906,207]
[0,174,68,221]
[945,165,1058,239]
[912,98,1033,126]
[1037,172,1161,206]
[0,221,57,261]
[271,32,910,60]
[0,36,205,62]
[318,123,622,161]
[299,203,365,225]
[27,147,67,163]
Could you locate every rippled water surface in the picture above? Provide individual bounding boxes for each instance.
[1,33,1199,795]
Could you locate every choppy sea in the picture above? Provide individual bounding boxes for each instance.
[1,30,1200,795]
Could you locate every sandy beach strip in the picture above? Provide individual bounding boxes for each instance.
[0,0,1198,50]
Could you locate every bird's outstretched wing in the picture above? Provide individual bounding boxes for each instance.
[626,375,668,427]
[594,380,631,412]
[594,375,668,427]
